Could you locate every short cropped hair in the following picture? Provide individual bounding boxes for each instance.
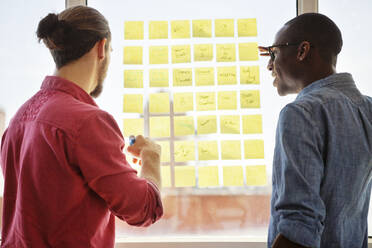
[284,13,342,65]
[36,6,111,69]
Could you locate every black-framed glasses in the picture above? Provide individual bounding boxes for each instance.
[259,43,301,61]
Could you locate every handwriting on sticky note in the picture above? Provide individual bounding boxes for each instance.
[172,45,191,63]
[149,46,168,64]
[239,42,258,61]
[241,90,260,108]
[198,166,219,187]
[123,94,143,113]
[221,140,241,160]
[149,69,169,87]
[149,21,168,39]
[196,92,216,111]
[198,141,218,160]
[174,116,194,136]
[197,115,217,134]
[124,70,143,88]
[192,20,212,38]
[194,44,213,61]
[217,66,237,85]
[223,166,244,186]
[244,139,264,159]
[243,115,262,134]
[173,68,192,86]
[195,67,214,86]
[124,21,144,40]
[220,115,240,134]
[238,18,257,37]
[215,19,234,37]
[150,116,170,137]
[174,141,195,162]
[240,66,260,84]
[173,93,193,112]
[149,93,170,113]
[123,118,144,136]
[171,20,190,39]
[175,166,196,187]
[218,91,237,110]
[123,46,143,64]
[216,44,236,62]
[246,165,267,186]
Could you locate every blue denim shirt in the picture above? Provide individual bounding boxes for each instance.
[268,73,372,248]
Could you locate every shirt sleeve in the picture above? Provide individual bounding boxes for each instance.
[273,103,326,247]
[72,111,163,226]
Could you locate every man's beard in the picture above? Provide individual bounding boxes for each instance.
[90,56,108,98]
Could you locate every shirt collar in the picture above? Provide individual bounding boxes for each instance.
[296,73,355,100]
[41,76,98,107]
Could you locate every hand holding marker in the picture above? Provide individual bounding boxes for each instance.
[129,135,142,165]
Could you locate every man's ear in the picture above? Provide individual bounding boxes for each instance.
[297,41,311,61]
[97,38,107,60]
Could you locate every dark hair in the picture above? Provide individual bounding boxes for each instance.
[284,13,342,65]
[36,6,111,69]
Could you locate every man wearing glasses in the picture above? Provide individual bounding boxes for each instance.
[259,13,372,248]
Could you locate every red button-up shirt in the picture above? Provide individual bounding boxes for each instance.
[0,76,163,248]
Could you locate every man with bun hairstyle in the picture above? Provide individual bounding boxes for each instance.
[259,13,372,248]
[0,6,163,247]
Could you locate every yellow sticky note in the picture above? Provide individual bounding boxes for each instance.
[149,21,168,39]
[149,46,169,64]
[149,69,169,87]
[124,70,143,88]
[173,93,194,113]
[149,93,170,113]
[174,141,195,162]
[239,42,259,61]
[172,45,191,63]
[244,139,264,159]
[223,166,244,186]
[221,140,241,160]
[195,67,214,86]
[174,116,194,136]
[217,66,237,85]
[198,141,218,160]
[197,115,217,135]
[158,141,170,163]
[124,21,144,40]
[220,115,240,134]
[123,94,143,113]
[192,20,212,38]
[123,46,143,64]
[196,92,216,111]
[173,68,192,86]
[216,44,236,62]
[238,18,257,37]
[243,115,262,134]
[175,166,196,187]
[150,116,170,137]
[246,165,267,186]
[240,66,260,84]
[218,91,237,110]
[215,19,234,37]
[198,166,219,187]
[194,44,213,61]
[123,118,144,136]
[241,90,260,108]
[171,20,190,39]
[161,166,171,187]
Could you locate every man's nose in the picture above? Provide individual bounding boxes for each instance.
[267,59,273,71]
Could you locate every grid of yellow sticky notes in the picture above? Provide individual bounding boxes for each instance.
[174,116,194,136]
[192,20,212,38]
[149,69,169,87]
[173,68,192,86]
[244,139,264,159]
[240,66,260,84]
[150,116,170,137]
[218,91,237,110]
[196,92,216,111]
[246,165,267,186]
[161,166,171,187]
[216,44,236,62]
[149,21,168,39]
[149,93,170,113]
[223,166,244,186]
[243,115,262,134]
[195,67,214,86]
[198,166,219,187]
[220,115,240,134]
[123,46,143,64]
[217,66,237,85]
[198,141,218,160]
[238,18,257,37]
[174,141,195,162]
[215,19,234,37]
[172,45,191,63]
[173,92,194,113]
[194,44,213,61]
[239,42,259,61]
[123,94,143,113]
[158,141,170,162]
[149,46,169,64]
[221,140,241,160]
[175,166,196,187]
[124,70,143,88]
[123,118,144,136]
[197,115,217,134]
[241,90,260,108]
[171,20,190,39]
[124,21,144,40]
